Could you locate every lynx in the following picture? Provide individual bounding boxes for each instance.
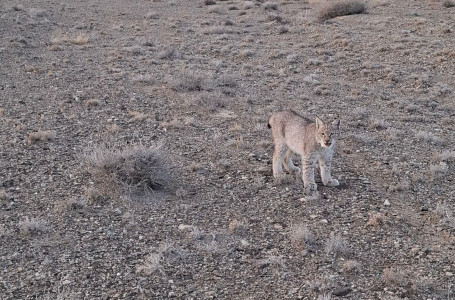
[268,110,340,191]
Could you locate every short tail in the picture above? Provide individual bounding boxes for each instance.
[267,121,271,129]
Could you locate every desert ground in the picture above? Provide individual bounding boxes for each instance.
[1,0,455,299]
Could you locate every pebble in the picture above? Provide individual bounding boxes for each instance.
[320,219,328,224]
[384,199,390,206]
[273,223,283,230]
[332,287,352,296]
[178,224,193,231]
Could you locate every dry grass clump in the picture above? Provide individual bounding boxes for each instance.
[228,219,247,235]
[383,267,410,288]
[84,143,174,201]
[430,162,449,178]
[436,202,455,229]
[136,252,164,275]
[170,73,210,92]
[318,1,366,21]
[289,223,316,250]
[435,150,455,163]
[325,231,348,258]
[342,260,361,273]
[263,2,279,10]
[19,217,49,236]
[29,8,49,18]
[145,11,159,19]
[85,99,101,107]
[74,33,89,45]
[416,131,443,144]
[27,130,56,144]
[51,32,89,46]
[128,111,150,122]
[366,212,385,226]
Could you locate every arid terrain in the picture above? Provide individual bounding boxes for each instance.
[1,0,455,299]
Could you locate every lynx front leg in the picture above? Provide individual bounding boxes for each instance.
[272,142,287,177]
[319,157,339,187]
[302,158,317,191]
[283,149,301,174]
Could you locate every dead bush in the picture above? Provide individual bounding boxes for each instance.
[84,143,175,201]
[27,130,56,144]
[318,1,366,21]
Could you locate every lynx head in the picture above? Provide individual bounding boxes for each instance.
[315,116,340,148]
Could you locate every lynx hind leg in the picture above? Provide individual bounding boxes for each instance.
[319,157,339,187]
[284,149,301,174]
[272,141,288,177]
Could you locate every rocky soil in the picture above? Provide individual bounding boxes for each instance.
[1,0,455,299]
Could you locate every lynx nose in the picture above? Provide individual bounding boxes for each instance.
[325,142,331,147]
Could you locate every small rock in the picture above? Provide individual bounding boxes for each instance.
[384,199,390,206]
[178,224,193,231]
[446,272,453,277]
[332,287,352,297]
[240,239,250,247]
[273,223,283,230]
[320,219,328,224]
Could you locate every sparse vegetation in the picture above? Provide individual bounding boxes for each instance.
[318,0,366,21]
[19,217,49,236]
[27,130,56,144]
[3,0,455,298]
[84,143,174,201]
[416,131,443,144]
[443,0,455,8]
[325,231,348,259]
[289,223,315,249]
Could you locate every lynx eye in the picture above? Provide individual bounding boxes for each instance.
[321,133,325,136]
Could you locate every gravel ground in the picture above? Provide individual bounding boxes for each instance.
[1,0,455,299]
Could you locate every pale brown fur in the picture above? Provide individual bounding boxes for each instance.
[268,110,340,191]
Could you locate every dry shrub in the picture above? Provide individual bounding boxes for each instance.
[325,231,348,258]
[74,33,89,45]
[289,223,315,249]
[383,267,410,287]
[170,73,209,92]
[85,99,101,107]
[366,212,385,226]
[128,111,150,122]
[19,217,49,236]
[342,260,360,273]
[228,219,247,235]
[430,162,449,179]
[27,130,56,144]
[318,1,366,21]
[84,143,175,201]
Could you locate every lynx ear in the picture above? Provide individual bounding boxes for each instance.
[315,116,324,129]
[332,118,340,129]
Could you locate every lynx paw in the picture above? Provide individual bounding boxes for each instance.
[290,167,301,174]
[305,182,318,191]
[325,179,339,187]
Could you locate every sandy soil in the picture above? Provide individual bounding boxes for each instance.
[1,0,455,299]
